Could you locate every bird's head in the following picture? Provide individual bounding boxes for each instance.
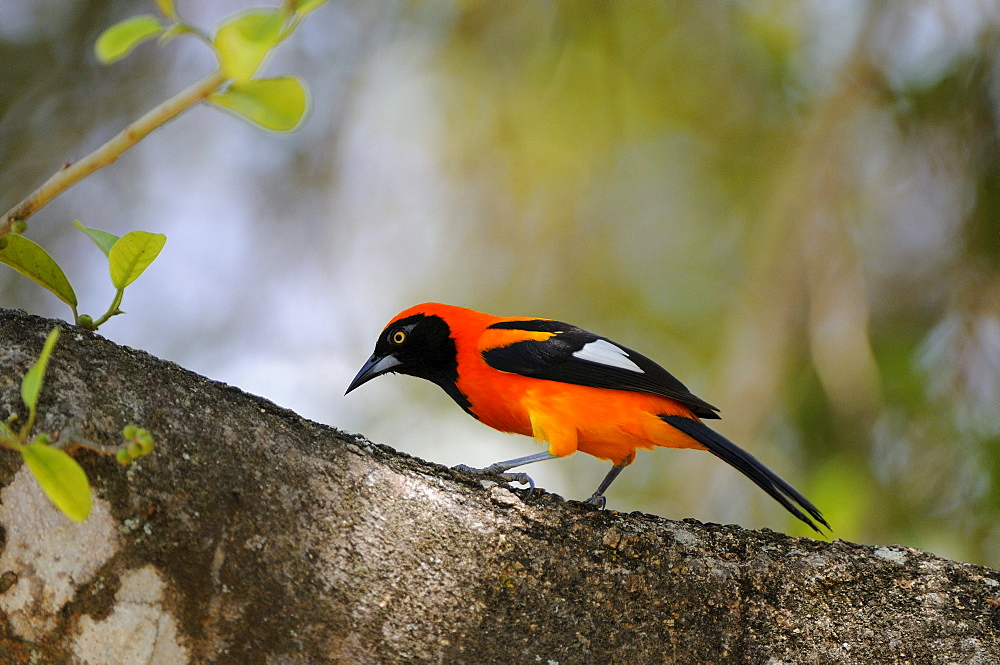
[345,308,459,395]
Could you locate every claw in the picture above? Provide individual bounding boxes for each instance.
[452,464,536,494]
[499,472,535,493]
[585,494,607,509]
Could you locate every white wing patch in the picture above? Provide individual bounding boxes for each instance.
[572,339,645,373]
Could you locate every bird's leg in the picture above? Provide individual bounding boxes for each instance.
[586,462,629,508]
[453,451,557,493]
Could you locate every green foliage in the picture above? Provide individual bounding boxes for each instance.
[1,1,324,322]
[295,0,329,15]
[1,328,92,522]
[152,0,177,21]
[0,0,321,522]
[108,231,167,289]
[214,10,285,80]
[0,222,166,331]
[95,15,164,64]
[94,0,318,133]
[0,2,324,322]
[116,425,156,465]
[74,224,167,330]
[0,234,78,312]
[20,328,60,434]
[206,4,312,130]
[1,329,159,522]
[74,220,118,256]
[210,77,308,131]
[18,437,92,522]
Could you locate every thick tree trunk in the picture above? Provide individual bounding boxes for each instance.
[0,308,997,665]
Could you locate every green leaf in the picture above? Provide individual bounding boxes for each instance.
[295,0,329,15]
[95,15,164,64]
[209,77,308,131]
[20,440,92,522]
[108,231,166,289]
[74,221,120,257]
[0,234,78,307]
[153,0,176,20]
[214,10,285,80]
[21,327,60,414]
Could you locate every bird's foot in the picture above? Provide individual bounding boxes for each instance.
[585,493,607,509]
[453,464,536,494]
[498,472,535,493]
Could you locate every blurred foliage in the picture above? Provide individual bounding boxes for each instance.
[1,1,997,566]
[430,1,1000,562]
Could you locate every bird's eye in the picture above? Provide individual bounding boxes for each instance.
[391,330,407,345]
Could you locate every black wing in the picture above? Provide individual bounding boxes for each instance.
[483,319,720,419]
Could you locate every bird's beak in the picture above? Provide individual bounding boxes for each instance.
[345,353,402,395]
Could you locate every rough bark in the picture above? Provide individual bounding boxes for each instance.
[0,307,997,665]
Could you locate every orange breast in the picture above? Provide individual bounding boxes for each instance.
[455,349,706,465]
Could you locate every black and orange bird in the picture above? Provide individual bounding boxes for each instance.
[346,303,828,533]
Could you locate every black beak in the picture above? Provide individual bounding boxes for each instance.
[345,353,401,395]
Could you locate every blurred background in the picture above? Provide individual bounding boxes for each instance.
[1,1,998,566]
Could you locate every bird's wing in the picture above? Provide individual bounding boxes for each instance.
[482,319,720,419]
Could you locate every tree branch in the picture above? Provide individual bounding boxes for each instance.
[0,308,997,664]
[1,69,228,234]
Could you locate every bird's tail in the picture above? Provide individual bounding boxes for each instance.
[660,415,829,534]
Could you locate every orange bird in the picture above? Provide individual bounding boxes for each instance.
[346,303,828,533]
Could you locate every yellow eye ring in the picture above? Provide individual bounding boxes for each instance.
[391,330,407,345]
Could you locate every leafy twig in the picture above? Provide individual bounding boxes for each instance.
[1,69,228,235]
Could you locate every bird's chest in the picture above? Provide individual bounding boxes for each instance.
[454,364,537,436]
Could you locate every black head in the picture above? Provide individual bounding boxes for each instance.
[345,313,459,395]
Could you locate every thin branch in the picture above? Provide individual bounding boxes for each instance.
[2,69,229,234]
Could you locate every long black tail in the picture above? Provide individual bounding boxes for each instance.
[661,415,829,534]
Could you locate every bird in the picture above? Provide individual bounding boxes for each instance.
[346,303,829,533]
